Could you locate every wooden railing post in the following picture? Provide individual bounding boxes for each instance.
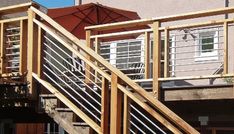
[144,31,150,79]
[19,19,28,80]
[123,94,130,134]
[101,77,110,134]
[152,21,161,100]
[164,28,169,78]
[85,30,93,83]
[37,26,42,78]
[27,8,38,99]
[95,37,100,82]
[110,73,123,134]
[0,22,4,75]
[223,21,228,74]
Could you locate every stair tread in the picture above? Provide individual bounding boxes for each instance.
[55,108,73,112]
[40,94,56,98]
[72,122,88,126]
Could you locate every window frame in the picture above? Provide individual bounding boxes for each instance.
[194,29,219,61]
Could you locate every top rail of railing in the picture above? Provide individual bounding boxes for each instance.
[0,2,34,15]
[85,6,234,31]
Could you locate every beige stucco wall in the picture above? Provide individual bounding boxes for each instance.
[77,0,234,18]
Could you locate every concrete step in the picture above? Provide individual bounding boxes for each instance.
[73,122,90,134]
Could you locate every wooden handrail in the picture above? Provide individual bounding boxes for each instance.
[30,6,199,133]
[85,6,234,31]
[0,2,33,15]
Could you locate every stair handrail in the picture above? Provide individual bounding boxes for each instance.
[30,5,199,134]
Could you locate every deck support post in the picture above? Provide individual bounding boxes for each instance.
[27,8,38,99]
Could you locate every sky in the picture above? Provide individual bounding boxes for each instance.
[33,0,75,8]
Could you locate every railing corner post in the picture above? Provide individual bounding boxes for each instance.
[27,8,38,99]
[152,21,161,100]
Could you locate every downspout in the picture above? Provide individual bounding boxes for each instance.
[225,0,229,19]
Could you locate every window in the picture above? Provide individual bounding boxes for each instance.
[116,41,142,69]
[195,30,218,61]
[101,39,143,69]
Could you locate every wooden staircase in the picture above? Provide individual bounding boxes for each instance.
[10,2,234,134]
[40,94,90,134]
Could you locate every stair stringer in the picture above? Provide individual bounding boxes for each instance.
[33,73,102,134]
[45,108,80,134]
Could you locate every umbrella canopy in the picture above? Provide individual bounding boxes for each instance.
[47,3,147,40]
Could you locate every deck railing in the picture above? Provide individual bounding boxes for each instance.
[0,3,30,84]
[29,3,199,134]
[85,6,234,99]
[7,2,234,134]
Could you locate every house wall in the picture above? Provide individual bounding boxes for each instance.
[77,0,234,18]
[76,0,234,85]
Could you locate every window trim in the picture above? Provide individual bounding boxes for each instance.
[194,29,219,61]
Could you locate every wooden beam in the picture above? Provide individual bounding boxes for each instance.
[0,22,4,74]
[0,2,33,15]
[101,77,109,134]
[164,86,234,101]
[90,29,152,39]
[159,18,234,31]
[19,19,27,80]
[37,27,42,78]
[27,8,38,99]
[85,30,93,83]
[164,28,169,77]
[85,6,234,31]
[32,73,102,134]
[85,18,152,31]
[95,37,100,83]
[152,21,161,99]
[0,16,28,24]
[110,73,122,134]
[144,32,150,79]
[123,94,130,134]
[223,21,228,74]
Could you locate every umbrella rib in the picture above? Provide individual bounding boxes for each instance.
[76,7,96,24]
[101,5,133,21]
[101,8,124,23]
[71,7,96,33]
[49,6,94,20]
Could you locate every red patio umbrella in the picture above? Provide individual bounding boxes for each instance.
[47,3,148,40]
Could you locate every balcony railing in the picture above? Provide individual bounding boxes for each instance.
[85,7,234,99]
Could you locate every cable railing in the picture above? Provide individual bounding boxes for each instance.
[42,33,102,124]
[0,16,28,83]
[30,4,199,134]
[86,9,234,100]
